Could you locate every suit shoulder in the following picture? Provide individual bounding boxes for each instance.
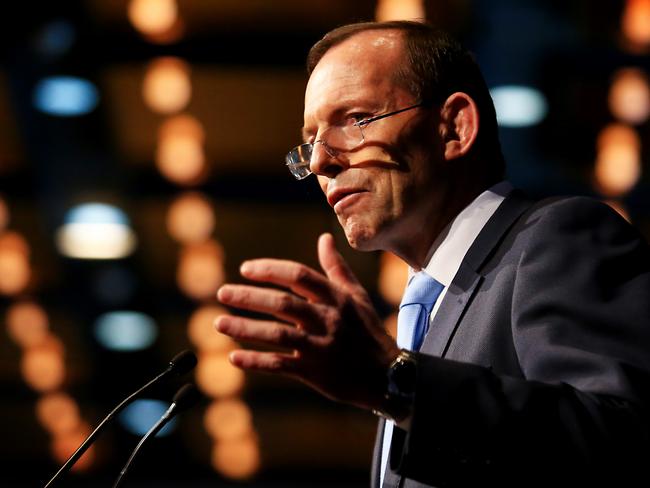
[516,194,648,250]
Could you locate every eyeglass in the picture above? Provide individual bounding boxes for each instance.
[285,102,423,180]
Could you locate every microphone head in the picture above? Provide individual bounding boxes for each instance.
[168,350,198,376]
[172,383,202,412]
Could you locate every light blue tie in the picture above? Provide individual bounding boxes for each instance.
[380,271,444,487]
[397,272,445,351]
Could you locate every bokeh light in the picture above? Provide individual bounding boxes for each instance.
[0,196,9,232]
[119,399,177,437]
[142,57,191,114]
[33,76,99,117]
[383,312,398,340]
[378,252,409,307]
[35,20,76,58]
[608,68,650,124]
[0,232,31,295]
[204,399,253,441]
[21,337,66,392]
[621,0,650,51]
[188,305,236,352]
[56,203,137,259]
[211,433,260,479]
[594,124,641,197]
[176,240,225,300]
[490,85,548,127]
[6,301,49,349]
[166,192,215,244]
[36,392,81,435]
[375,0,425,21]
[128,0,178,37]
[156,115,207,185]
[94,311,158,351]
[51,423,95,471]
[195,352,245,398]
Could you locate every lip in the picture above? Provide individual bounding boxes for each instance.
[327,188,368,210]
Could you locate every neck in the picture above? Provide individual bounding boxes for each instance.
[389,176,489,269]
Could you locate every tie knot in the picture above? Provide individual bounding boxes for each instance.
[400,272,443,309]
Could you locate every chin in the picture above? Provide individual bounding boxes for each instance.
[341,220,382,252]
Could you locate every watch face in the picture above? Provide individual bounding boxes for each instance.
[389,353,417,397]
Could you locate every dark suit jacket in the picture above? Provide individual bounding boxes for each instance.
[373,190,650,487]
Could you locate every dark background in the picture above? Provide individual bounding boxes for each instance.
[0,1,648,487]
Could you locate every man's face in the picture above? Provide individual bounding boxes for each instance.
[303,30,446,255]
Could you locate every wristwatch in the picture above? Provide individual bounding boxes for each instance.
[373,349,418,422]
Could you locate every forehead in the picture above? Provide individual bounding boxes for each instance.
[304,30,407,113]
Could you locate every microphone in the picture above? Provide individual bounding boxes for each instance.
[112,383,201,488]
[43,350,198,488]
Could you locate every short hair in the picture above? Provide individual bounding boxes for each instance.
[307,21,506,181]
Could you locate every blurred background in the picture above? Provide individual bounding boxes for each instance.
[0,0,649,486]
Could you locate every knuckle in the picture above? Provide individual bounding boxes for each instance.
[271,326,288,344]
[275,293,294,312]
[293,265,310,284]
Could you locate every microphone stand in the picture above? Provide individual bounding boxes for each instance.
[43,350,197,488]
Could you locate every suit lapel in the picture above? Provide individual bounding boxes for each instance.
[420,190,534,358]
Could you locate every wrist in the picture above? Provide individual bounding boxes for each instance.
[372,349,418,422]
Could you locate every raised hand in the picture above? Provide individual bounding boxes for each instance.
[214,232,400,411]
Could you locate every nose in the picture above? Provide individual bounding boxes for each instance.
[309,141,346,178]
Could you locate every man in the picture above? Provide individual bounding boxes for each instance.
[215,21,650,487]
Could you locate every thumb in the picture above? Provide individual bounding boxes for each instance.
[318,232,362,290]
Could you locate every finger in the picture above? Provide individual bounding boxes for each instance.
[318,233,362,292]
[228,349,299,374]
[239,258,336,304]
[217,284,327,330]
[215,315,310,350]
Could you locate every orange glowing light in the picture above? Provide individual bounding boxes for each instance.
[376,0,425,21]
[594,124,641,197]
[0,196,9,232]
[142,57,191,114]
[378,252,409,307]
[384,312,398,340]
[36,392,81,435]
[21,338,66,392]
[51,423,95,471]
[204,399,253,441]
[188,305,236,352]
[128,0,178,37]
[597,123,640,151]
[156,131,207,185]
[158,114,205,142]
[211,433,260,479]
[0,231,31,295]
[177,240,225,300]
[6,301,49,348]
[0,249,30,295]
[621,0,650,50]
[156,115,206,184]
[166,192,215,244]
[195,352,245,398]
[0,230,29,255]
[608,68,650,124]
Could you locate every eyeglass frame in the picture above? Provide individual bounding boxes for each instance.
[285,101,424,180]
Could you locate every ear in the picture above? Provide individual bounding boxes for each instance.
[439,92,479,161]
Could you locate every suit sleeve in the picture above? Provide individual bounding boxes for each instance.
[390,198,650,487]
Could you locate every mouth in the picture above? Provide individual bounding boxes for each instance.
[327,188,368,210]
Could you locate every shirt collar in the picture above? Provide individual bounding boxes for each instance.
[410,180,513,286]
